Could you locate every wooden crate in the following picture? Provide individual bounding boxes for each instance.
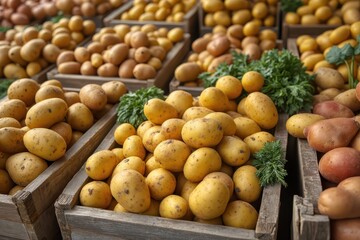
[47,34,191,93]
[291,137,330,240]
[282,23,339,48]
[55,114,289,240]
[0,103,118,240]
[103,1,199,41]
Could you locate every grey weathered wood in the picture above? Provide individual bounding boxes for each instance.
[47,35,191,92]
[286,38,299,57]
[0,195,22,222]
[0,219,28,239]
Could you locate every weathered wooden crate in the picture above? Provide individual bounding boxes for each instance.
[55,114,289,240]
[291,137,330,240]
[282,23,339,48]
[169,40,284,96]
[47,34,191,93]
[0,103,118,240]
[103,1,199,41]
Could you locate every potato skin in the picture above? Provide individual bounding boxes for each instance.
[66,103,94,132]
[233,165,262,203]
[145,168,176,200]
[0,99,27,121]
[79,84,108,111]
[24,128,67,161]
[331,218,360,240]
[222,200,258,229]
[0,127,27,154]
[216,136,250,167]
[315,67,345,90]
[0,169,14,194]
[7,78,40,106]
[6,152,48,187]
[286,113,325,138]
[79,181,112,209]
[25,98,68,129]
[159,195,188,219]
[110,169,151,213]
[174,62,202,82]
[144,98,178,125]
[243,131,276,154]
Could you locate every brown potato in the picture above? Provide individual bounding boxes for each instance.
[108,43,129,66]
[58,62,81,74]
[206,36,230,57]
[101,81,127,104]
[133,63,157,80]
[79,84,108,111]
[118,59,137,78]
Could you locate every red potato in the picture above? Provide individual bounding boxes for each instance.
[318,176,360,219]
[318,147,360,183]
[313,100,354,118]
[303,117,359,153]
[331,218,360,240]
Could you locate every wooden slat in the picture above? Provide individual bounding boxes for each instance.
[0,219,28,239]
[0,195,22,222]
[286,38,299,57]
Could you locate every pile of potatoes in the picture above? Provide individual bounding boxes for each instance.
[294,21,360,76]
[174,25,278,87]
[79,78,280,228]
[0,0,59,27]
[284,0,360,25]
[0,78,127,195]
[55,0,123,17]
[57,24,185,80]
[0,15,96,79]
[119,0,197,22]
[201,0,279,28]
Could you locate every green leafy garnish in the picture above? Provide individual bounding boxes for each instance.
[280,0,303,13]
[116,87,165,128]
[199,49,315,115]
[0,79,14,98]
[50,12,65,23]
[253,140,288,187]
[0,26,11,33]
[325,35,360,89]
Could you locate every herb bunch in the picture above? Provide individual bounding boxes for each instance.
[0,79,14,98]
[116,86,165,128]
[253,140,288,187]
[280,0,303,13]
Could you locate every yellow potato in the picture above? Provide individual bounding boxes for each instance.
[7,78,40,106]
[0,152,10,169]
[205,112,236,136]
[286,113,326,138]
[181,118,223,148]
[0,127,27,154]
[183,147,222,182]
[114,123,136,145]
[165,90,194,117]
[34,85,65,103]
[216,135,250,166]
[25,98,68,129]
[142,126,166,153]
[142,199,161,217]
[243,131,276,154]
[233,116,262,139]
[145,168,176,200]
[6,152,48,187]
[0,99,27,122]
[79,84,108,111]
[136,120,156,139]
[101,81,127,104]
[50,122,73,146]
[144,98,178,125]
[24,128,67,161]
[85,150,118,180]
[182,106,214,121]
[79,181,112,209]
[244,92,278,130]
[222,200,258,229]
[233,165,262,203]
[159,195,188,219]
[189,178,230,220]
[0,169,14,194]
[153,139,191,172]
[112,156,145,176]
[123,135,146,159]
[110,169,151,213]
[145,155,162,176]
[0,117,21,128]
[8,185,24,196]
[160,118,186,140]
[199,87,229,112]
[66,103,94,132]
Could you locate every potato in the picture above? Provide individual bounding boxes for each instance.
[8,46,27,67]
[165,90,193,117]
[222,200,258,229]
[25,98,68,129]
[0,152,10,169]
[7,78,39,107]
[50,122,72,146]
[144,98,178,125]
[244,92,278,130]
[80,61,96,76]
[313,100,354,119]
[0,169,14,194]
[101,81,127,104]
[318,176,360,219]
[97,63,119,77]
[0,127,27,154]
[286,113,325,138]
[42,44,61,63]
[180,179,198,201]
[304,117,359,153]
[118,59,137,78]
[206,36,230,57]
[34,85,65,103]
[114,123,136,146]
[174,62,202,82]
[85,150,118,180]
[181,118,223,148]
[3,63,28,80]
[146,168,176,200]
[204,171,234,194]
[64,92,80,107]
[189,178,230,220]
[319,147,360,184]
[6,152,48,187]
[136,120,156,139]
[215,75,242,100]
[233,165,262,203]
[192,37,211,53]
[0,117,21,128]
[233,116,261,139]
[331,218,360,240]
[0,99,27,122]
[334,89,360,112]
[58,62,81,74]
[183,147,222,182]
[199,87,229,112]
[243,131,276,154]
[110,169,151,213]
[133,63,157,80]
[142,126,167,153]
[20,38,46,62]
[153,139,191,172]
[123,135,146,159]
[79,181,112,209]
[107,43,129,66]
[160,118,186,140]
[79,84,107,111]
[56,51,75,66]
[24,128,67,161]
[216,135,250,167]
[182,106,214,121]
[315,67,345,90]
[207,53,233,73]
[159,195,188,219]
[66,103,94,132]
[112,156,145,177]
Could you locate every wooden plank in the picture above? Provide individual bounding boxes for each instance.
[0,219,28,239]
[0,195,22,222]
[286,38,299,57]
[47,34,191,93]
